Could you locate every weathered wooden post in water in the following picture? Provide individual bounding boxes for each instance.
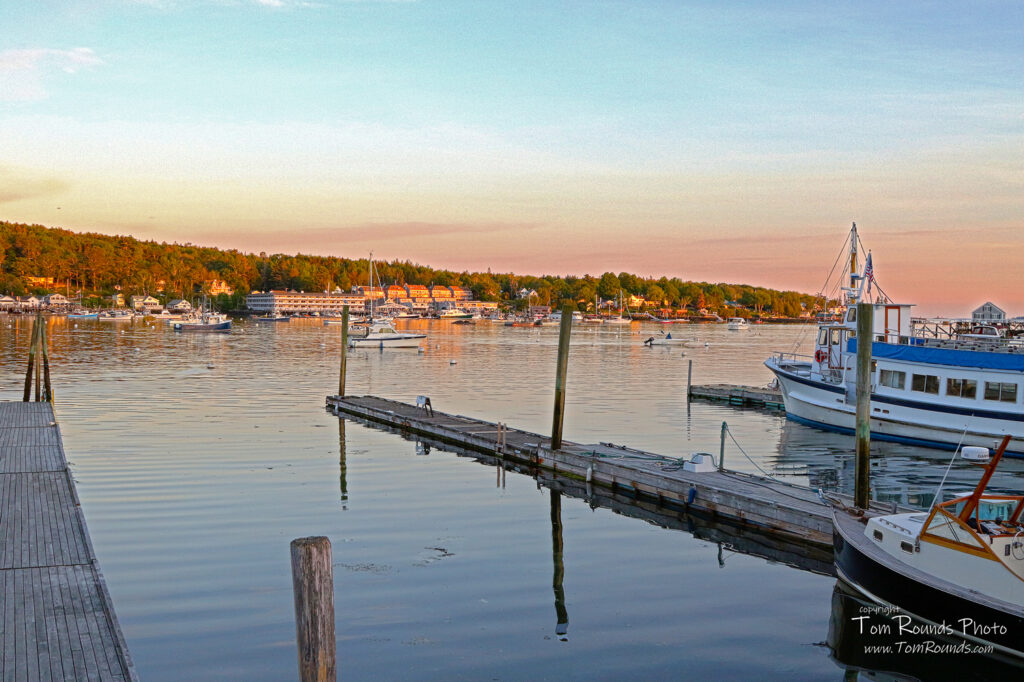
[291,536,336,682]
[855,302,873,509]
[23,312,52,402]
[550,305,574,450]
[338,305,349,397]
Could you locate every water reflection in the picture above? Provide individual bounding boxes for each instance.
[827,582,1024,680]
[550,490,568,639]
[338,418,348,507]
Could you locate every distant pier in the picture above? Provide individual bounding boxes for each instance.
[0,402,136,681]
[327,395,896,549]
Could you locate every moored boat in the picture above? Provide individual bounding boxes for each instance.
[727,317,749,330]
[765,223,1024,455]
[348,320,425,348]
[832,436,1024,659]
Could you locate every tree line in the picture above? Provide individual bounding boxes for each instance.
[0,221,822,317]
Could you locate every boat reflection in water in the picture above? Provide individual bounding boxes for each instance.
[827,582,1024,680]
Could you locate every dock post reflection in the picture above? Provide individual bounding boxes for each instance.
[338,418,348,508]
[550,490,568,639]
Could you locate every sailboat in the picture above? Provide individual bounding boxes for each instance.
[605,291,631,324]
[347,252,426,349]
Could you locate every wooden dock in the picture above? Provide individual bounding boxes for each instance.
[0,402,136,681]
[688,383,785,410]
[327,395,896,549]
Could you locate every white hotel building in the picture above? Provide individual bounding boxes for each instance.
[246,291,367,315]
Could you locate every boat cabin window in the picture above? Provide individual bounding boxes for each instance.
[829,328,843,345]
[847,308,856,322]
[872,530,883,542]
[879,369,905,389]
[817,329,828,346]
[911,374,940,395]
[900,541,914,554]
[984,382,1018,403]
[946,378,977,399]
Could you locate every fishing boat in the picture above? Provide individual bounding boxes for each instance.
[67,310,98,319]
[832,436,1024,659]
[765,223,1024,455]
[726,317,749,330]
[348,320,425,348]
[255,314,290,322]
[173,299,231,332]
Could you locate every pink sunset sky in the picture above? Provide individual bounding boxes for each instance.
[2,2,1021,317]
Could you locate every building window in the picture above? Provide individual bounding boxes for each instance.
[911,374,940,394]
[879,369,906,389]
[984,382,1018,403]
[946,378,977,399]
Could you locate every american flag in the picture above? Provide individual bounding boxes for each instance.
[864,252,874,295]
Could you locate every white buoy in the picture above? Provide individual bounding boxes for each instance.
[449,359,457,365]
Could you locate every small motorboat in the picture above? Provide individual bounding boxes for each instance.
[833,435,1024,659]
[643,332,689,346]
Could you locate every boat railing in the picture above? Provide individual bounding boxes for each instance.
[770,351,813,367]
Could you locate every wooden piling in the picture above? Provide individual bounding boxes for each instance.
[686,359,693,400]
[23,315,41,402]
[290,536,336,682]
[338,306,349,397]
[855,302,872,509]
[718,421,727,472]
[550,305,573,450]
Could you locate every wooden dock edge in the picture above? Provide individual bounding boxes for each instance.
[52,406,140,682]
[326,395,853,550]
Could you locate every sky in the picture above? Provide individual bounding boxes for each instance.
[1,1,1021,316]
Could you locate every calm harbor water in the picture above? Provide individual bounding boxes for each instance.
[4,316,1024,680]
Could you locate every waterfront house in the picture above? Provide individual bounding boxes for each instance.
[19,296,40,310]
[385,285,406,301]
[167,299,192,313]
[130,295,160,311]
[0,295,15,310]
[450,286,472,301]
[108,293,125,307]
[973,302,1006,322]
[405,284,431,300]
[41,293,68,309]
[206,279,234,296]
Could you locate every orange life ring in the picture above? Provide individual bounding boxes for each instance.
[815,349,827,363]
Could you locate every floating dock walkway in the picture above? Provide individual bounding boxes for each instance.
[688,383,785,410]
[0,402,136,681]
[327,395,896,549]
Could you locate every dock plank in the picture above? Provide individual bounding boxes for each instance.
[0,403,135,681]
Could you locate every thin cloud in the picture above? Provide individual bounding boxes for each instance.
[0,168,70,203]
[0,48,103,102]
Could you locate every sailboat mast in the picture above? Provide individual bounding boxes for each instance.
[849,222,858,292]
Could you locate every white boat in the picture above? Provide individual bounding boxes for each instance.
[765,223,1024,456]
[347,252,427,348]
[833,437,1024,659]
[726,317,748,330]
[439,309,473,319]
[98,310,134,321]
[348,320,425,348]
